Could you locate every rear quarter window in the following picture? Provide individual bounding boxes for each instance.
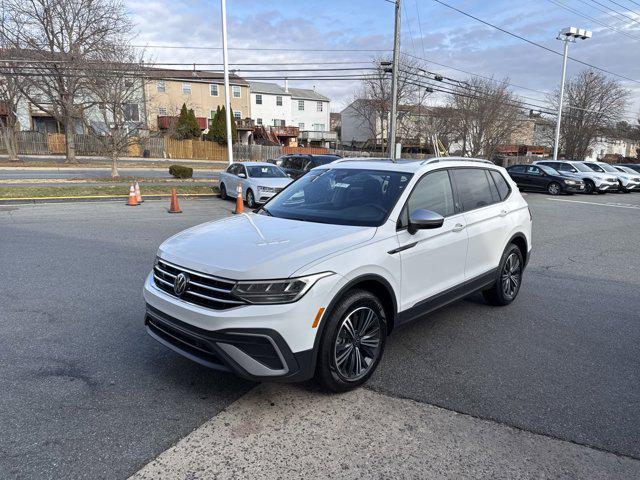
[489,170,511,201]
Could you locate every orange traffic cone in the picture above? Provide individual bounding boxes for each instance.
[127,184,139,206]
[233,183,244,214]
[135,182,143,203]
[168,188,182,213]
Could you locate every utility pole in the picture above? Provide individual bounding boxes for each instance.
[220,0,234,164]
[388,0,401,161]
[553,27,591,161]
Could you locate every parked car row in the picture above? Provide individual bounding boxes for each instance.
[506,160,640,195]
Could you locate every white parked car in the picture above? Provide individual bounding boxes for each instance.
[144,158,532,391]
[534,160,619,194]
[219,161,292,208]
[583,161,640,193]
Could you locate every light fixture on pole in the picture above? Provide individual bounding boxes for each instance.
[552,27,591,161]
[220,0,234,164]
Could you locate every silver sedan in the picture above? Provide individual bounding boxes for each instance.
[219,162,293,208]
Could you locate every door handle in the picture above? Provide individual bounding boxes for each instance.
[452,223,466,232]
[499,209,509,217]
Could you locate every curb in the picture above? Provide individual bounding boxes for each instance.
[0,193,219,205]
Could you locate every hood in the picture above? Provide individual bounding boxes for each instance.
[248,177,292,188]
[158,213,375,280]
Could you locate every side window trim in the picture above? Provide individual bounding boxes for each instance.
[450,167,510,214]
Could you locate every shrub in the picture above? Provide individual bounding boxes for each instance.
[169,165,194,179]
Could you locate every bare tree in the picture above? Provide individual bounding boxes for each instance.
[349,55,431,153]
[0,52,22,161]
[1,0,133,163]
[447,77,523,159]
[83,46,147,177]
[548,69,629,159]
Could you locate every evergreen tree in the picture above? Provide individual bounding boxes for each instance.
[173,103,201,140]
[187,108,201,138]
[172,103,191,140]
[205,106,238,145]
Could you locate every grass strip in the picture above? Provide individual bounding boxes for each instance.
[0,184,218,199]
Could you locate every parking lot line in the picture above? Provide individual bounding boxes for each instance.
[546,198,640,210]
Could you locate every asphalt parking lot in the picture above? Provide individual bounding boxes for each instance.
[1,191,639,479]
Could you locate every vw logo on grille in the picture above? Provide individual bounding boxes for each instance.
[173,272,189,297]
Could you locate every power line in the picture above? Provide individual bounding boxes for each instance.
[133,44,392,53]
[606,0,640,18]
[545,0,640,42]
[580,0,640,26]
[428,0,640,85]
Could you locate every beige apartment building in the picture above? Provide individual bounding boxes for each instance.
[144,68,251,132]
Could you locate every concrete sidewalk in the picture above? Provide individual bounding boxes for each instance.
[130,384,639,480]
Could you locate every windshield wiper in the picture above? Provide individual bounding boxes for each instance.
[258,206,273,216]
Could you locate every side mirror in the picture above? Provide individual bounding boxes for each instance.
[287,173,292,178]
[408,209,444,234]
[238,173,246,178]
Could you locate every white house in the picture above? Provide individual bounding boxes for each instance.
[248,82,292,127]
[248,81,335,147]
[585,136,640,162]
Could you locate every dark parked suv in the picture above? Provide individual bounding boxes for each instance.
[277,154,341,179]
[506,164,585,195]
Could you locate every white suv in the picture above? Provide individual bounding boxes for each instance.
[144,158,532,391]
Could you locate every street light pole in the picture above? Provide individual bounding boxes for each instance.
[220,0,234,165]
[388,0,401,161]
[553,27,591,161]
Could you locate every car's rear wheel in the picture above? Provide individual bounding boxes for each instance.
[246,189,256,208]
[219,182,227,200]
[483,244,524,306]
[316,289,386,392]
[547,182,561,195]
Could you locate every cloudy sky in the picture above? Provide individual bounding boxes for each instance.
[125,0,640,120]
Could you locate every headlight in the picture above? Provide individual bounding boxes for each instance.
[231,272,334,304]
[258,186,277,193]
[564,179,576,185]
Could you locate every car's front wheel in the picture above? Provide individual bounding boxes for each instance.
[584,179,595,194]
[219,182,227,200]
[547,181,561,195]
[316,289,387,392]
[246,189,256,208]
[483,244,524,306]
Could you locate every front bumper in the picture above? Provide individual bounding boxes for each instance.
[145,305,314,381]
[563,183,584,192]
[595,182,618,192]
[143,272,337,381]
[255,189,281,204]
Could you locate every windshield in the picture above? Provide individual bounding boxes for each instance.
[247,165,287,178]
[573,163,594,173]
[597,163,619,173]
[539,165,559,175]
[583,163,605,172]
[618,166,636,174]
[262,168,413,227]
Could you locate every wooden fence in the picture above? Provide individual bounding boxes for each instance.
[1,131,389,161]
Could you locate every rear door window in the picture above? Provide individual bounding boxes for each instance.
[451,168,496,212]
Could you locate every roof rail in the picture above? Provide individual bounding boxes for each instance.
[420,157,494,165]
[332,157,393,163]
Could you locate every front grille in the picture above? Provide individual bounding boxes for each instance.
[607,178,617,182]
[153,259,245,310]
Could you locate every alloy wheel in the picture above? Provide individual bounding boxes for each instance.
[501,252,522,299]
[333,307,382,381]
[548,183,560,195]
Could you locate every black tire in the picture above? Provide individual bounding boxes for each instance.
[246,189,256,208]
[219,182,227,200]
[483,244,524,306]
[583,179,595,194]
[547,181,561,195]
[315,289,387,392]
[619,182,629,193]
